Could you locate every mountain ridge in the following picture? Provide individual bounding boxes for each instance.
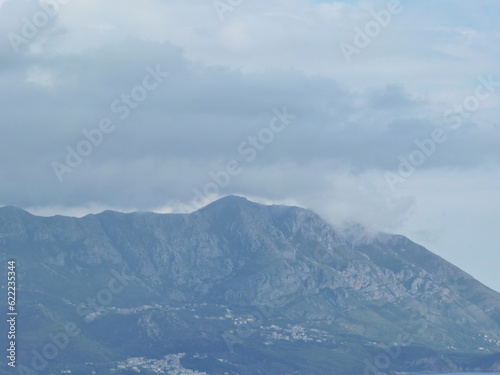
[0,196,499,375]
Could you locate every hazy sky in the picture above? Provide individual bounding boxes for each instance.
[1,0,499,291]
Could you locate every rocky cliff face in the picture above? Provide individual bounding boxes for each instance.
[0,196,499,375]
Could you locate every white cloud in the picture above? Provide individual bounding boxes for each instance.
[25,66,53,86]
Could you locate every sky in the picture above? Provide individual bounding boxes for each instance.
[0,0,499,291]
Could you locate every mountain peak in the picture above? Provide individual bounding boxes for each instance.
[200,195,253,211]
[0,205,31,216]
[212,195,250,205]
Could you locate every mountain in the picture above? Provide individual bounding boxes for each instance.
[0,196,499,375]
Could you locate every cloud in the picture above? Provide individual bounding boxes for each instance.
[0,34,498,214]
[0,0,498,231]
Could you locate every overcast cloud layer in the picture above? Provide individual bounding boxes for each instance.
[1,0,499,291]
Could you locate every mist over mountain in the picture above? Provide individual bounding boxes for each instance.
[1,196,499,375]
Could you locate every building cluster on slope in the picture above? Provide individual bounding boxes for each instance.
[115,353,208,374]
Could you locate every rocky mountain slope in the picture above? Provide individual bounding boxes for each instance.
[0,196,499,375]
